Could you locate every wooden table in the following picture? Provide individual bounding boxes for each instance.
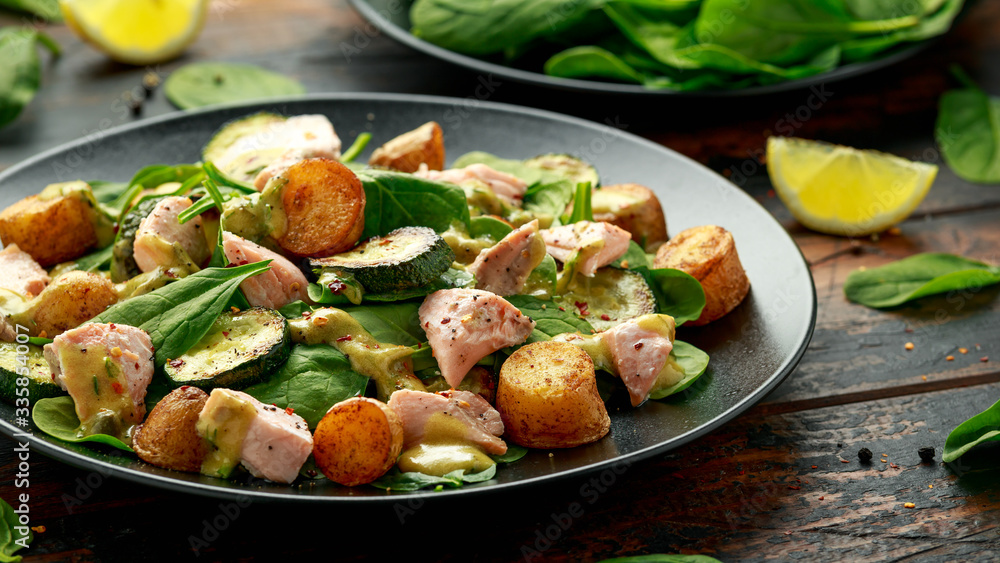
[2,1,999,561]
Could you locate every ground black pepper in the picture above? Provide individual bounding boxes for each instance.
[918,447,935,462]
[858,448,873,463]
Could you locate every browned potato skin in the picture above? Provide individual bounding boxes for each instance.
[133,387,211,473]
[368,121,445,173]
[313,397,404,486]
[497,342,610,449]
[653,225,750,326]
[0,193,99,267]
[276,158,365,258]
[30,271,118,337]
[593,183,668,252]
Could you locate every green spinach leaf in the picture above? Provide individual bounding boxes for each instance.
[357,170,471,238]
[0,496,31,563]
[0,27,59,130]
[491,444,529,464]
[633,267,706,325]
[371,464,497,491]
[337,302,425,345]
[545,46,645,83]
[93,262,272,364]
[164,62,306,110]
[649,340,710,399]
[31,396,134,452]
[844,253,1000,308]
[936,68,1000,184]
[505,294,595,342]
[0,0,61,20]
[943,396,1000,463]
[243,344,368,428]
[70,244,114,272]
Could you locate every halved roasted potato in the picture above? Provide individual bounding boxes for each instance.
[133,386,211,473]
[368,121,444,173]
[27,271,119,337]
[0,182,107,267]
[497,341,610,449]
[313,397,404,486]
[653,225,750,325]
[592,183,667,251]
[274,158,365,258]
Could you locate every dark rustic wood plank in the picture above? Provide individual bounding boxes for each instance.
[2,382,997,562]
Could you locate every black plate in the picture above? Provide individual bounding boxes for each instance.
[348,0,936,97]
[0,94,815,502]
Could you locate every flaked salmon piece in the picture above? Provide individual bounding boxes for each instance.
[541,221,631,276]
[198,389,313,484]
[0,316,16,343]
[133,197,211,273]
[600,317,674,407]
[215,114,342,172]
[222,232,309,309]
[44,323,155,430]
[468,220,546,296]
[0,244,49,298]
[419,288,535,388]
[387,389,506,455]
[415,163,527,206]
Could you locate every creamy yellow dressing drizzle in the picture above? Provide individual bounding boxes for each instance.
[397,412,495,476]
[53,343,139,442]
[196,390,257,478]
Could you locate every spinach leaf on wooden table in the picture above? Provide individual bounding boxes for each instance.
[0,496,32,562]
[943,397,1000,463]
[0,0,61,20]
[0,27,59,129]
[844,253,1000,308]
[164,62,306,110]
[935,67,1000,184]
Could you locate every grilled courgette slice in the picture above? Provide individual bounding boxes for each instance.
[523,154,599,187]
[310,226,454,294]
[202,112,286,164]
[0,342,65,405]
[164,307,291,390]
[555,268,656,332]
[110,195,168,282]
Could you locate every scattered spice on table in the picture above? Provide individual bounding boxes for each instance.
[858,448,873,463]
[918,447,935,462]
[981,356,989,362]
[959,347,968,354]
[905,342,915,351]
[946,355,955,361]
[904,502,916,509]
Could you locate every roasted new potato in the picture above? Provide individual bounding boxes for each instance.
[368,121,445,173]
[0,181,102,267]
[313,397,404,486]
[497,341,610,449]
[133,386,211,473]
[653,225,750,326]
[274,158,365,258]
[27,271,118,337]
[592,183,668,252]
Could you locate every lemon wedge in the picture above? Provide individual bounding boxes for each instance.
[766,137,937,237]
[60,0,208,65]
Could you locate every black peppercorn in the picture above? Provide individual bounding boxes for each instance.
[858,448,873,463]
[918,447,935,462]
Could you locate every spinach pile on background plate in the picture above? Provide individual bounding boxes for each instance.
[409,0,965,91]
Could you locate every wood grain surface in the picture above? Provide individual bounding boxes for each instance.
[1,0,998,561]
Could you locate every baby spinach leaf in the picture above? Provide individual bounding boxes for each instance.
[0,496,31,563]
[505,294,595,342]
[491,444,529,464]
[943,396,1000,463]
[93,262,272,364]
[243,344,368,428]
[0,0,61,20]
[278,300,314,319]
[844,253,1000,308]
[337,302,425,345]
[357,170,471,238]
[0,27,59,130]
[634,267,706,326]
[524,179,575,220]
[612,240,651,269]
[164,62,306,110]
[470,215,514,241]
[88,180,131,207]
[649,340,709,399]
[71,244,114,272]
[370,464,497,491]
[127,163,204,191]
[31,396,134,452]
[545,46,645,83]
[935,68,1000,184]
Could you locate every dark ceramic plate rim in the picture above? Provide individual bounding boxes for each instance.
[0,93,816,503]
[347,0,935,97]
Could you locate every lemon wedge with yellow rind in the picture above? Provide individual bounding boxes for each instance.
[60,0,208,65]
[767,137,937,237]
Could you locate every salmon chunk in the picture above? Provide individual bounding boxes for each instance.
[0,244,49,298]
[44,323,155,434]
[416,163,527,206]
[468,220,546,296]
[133,197,211,273]
[541,221,631,276]
[222,232,309,309]
[387,389,506,455]
[600,317,674,407]
[419,289,535,388]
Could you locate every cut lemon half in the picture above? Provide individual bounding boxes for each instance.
[60,0,208,65]
[767,137,937,237]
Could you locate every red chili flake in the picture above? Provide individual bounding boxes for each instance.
[574,301,589,316]
[109,323,116,330]
[905,328,914,333]
[841,459,850,463]
[180,386,190,390]
[890,463,899,469]
[600,314,611,321]
[327,280,347,294]
[784,531,793,536]
[239,260,249,265]
[111,381,124,394]
[134,363,140,370]
[441,317,451,324]
[811,465,818,469]
[634,343,644,350]
[336,335,352,342]
[766,189,776,198]
[222,331,230,338]
[981,356,990,363]
[379,239,393,245]
[819,496,825,501]
[788,485,801,490]
[417,343,422,349]
[558,306,566,312]
[285,407,295,415]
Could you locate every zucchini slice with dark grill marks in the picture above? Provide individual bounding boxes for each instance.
[164,307,291,390]
[0,342,65,405]
[555,268,656,332]
[310,226,454,294]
